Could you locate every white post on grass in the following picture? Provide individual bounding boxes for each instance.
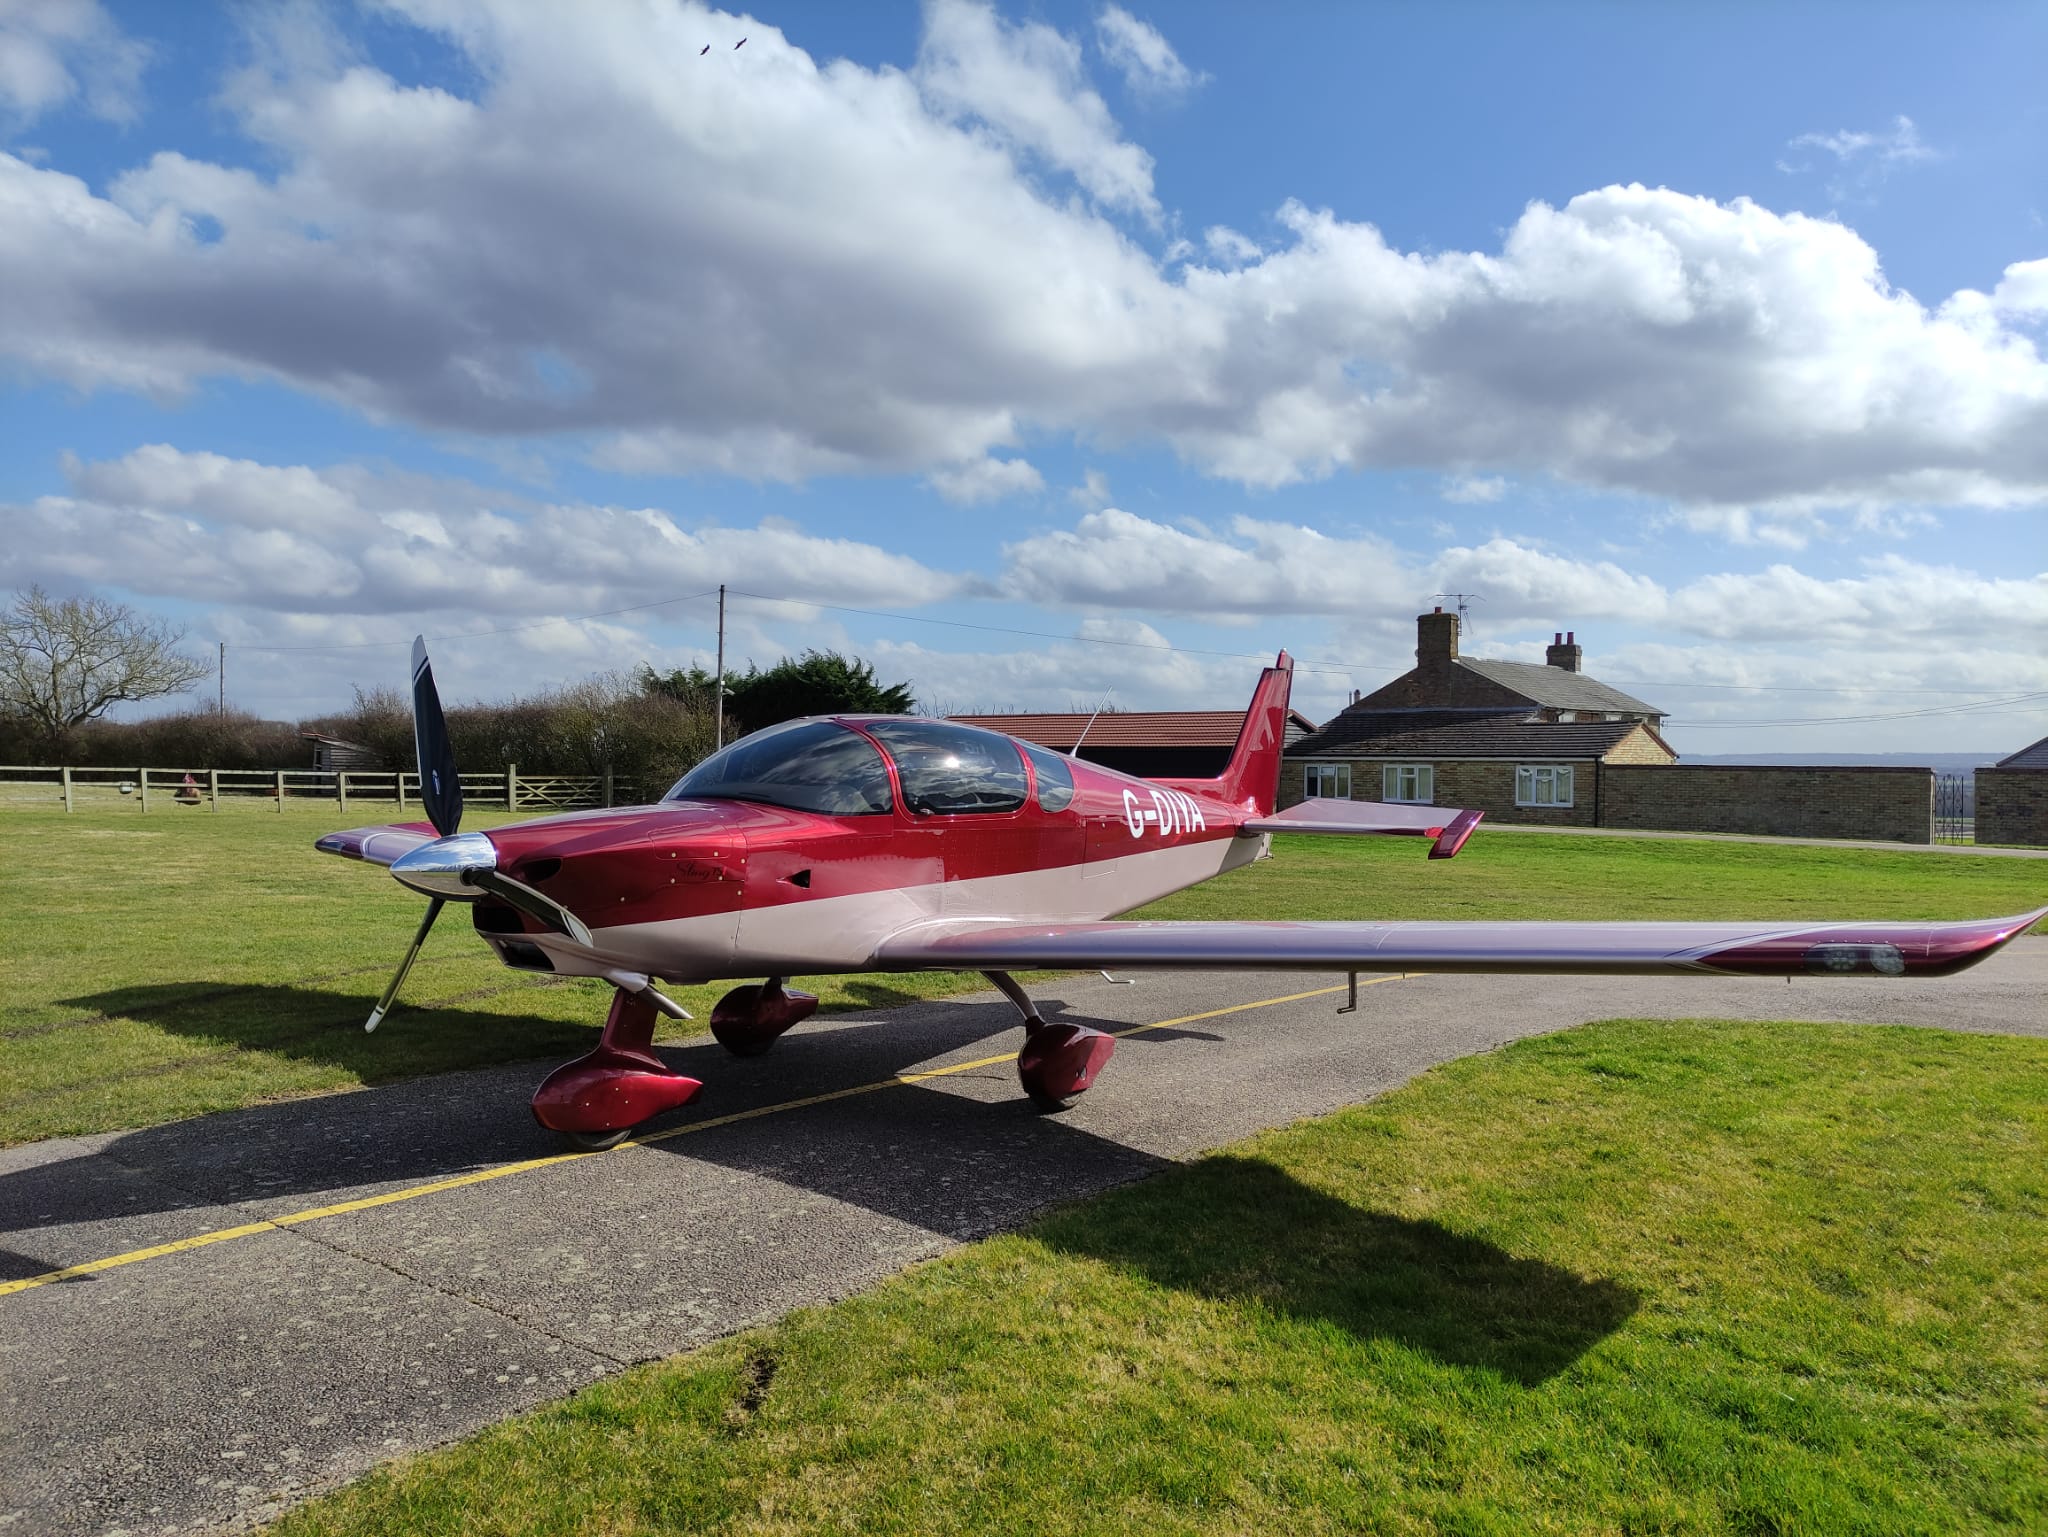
[61,765,73,813]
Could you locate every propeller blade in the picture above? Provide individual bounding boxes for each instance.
[411,635,464,838]
[469,870,596,947]
[365,898,446,1032]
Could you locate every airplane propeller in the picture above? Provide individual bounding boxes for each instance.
[363,637,590,1032]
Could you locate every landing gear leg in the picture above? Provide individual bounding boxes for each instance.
[710,977,820,1057]
[531,987,704,1149]
[984,970,1114,1111]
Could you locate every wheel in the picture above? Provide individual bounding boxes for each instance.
[562,1125,635,1152]
[1026,1090,1073,1113]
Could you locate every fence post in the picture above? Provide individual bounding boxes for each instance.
[208,768,219,812]
[139,768,149,814]
[275,769,285,812]
[60,765,73,813]
[602,770,613,808]
[397,771,407,812]
[338,772,349,814]
[507,763,518,812]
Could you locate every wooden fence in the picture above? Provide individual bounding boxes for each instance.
[0,765,636,814]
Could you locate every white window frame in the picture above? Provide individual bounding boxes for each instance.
[1516,764,1575,808]
[1381,763,1434,804]
[1303,762,1352,799]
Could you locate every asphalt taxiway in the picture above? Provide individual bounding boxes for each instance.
[3,946,2044,1534]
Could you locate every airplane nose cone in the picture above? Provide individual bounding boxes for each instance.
[390,831,497,899]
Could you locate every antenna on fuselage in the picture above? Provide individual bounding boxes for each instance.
[1069,686,1114,760]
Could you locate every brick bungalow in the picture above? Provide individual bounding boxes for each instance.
[1281,609,1675,826]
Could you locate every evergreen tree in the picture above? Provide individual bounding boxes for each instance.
[642,650,914,737]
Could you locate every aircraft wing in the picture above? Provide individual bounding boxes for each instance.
[314,822,441,867]
[1241,799,1484,858]
[873,909,2046,979]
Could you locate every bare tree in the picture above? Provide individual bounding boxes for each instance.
[0,587,211,761]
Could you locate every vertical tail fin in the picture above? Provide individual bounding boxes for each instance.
[1164,652,1294,814]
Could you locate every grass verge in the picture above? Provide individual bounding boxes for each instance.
[274,1018,2048,1535]
[3,804,2041,1145]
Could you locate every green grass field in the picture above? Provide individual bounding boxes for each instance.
[273,1018,2048,1536]
[2,804,2041,1146]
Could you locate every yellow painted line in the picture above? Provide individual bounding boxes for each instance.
[0,976,1411,1300]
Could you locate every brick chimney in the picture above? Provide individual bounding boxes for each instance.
[1546,630,1583,672]
[1417,607,1460,665]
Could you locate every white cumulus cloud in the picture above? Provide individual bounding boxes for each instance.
[1441,474,1506,504]
[917,0,1160,219]
[1094,5,1205,100]
[0,0,147,125]
[0,445,966,622]
[0,5,2041,524]
[926,454,1045,505]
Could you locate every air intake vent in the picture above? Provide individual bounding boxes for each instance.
[473,902,524,934]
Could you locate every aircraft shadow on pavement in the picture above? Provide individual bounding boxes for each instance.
[7,984,1637,1382]
[1032,1154,1639,1385]
[1,981,1181,1257]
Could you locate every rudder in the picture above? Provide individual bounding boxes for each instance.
[1161,652,1294,814]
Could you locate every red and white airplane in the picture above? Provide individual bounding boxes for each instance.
[319,640,2043,1149]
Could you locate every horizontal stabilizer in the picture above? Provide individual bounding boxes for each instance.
[314,822,440,867]
[875,908,2046,979]
[1243,799,1484,859]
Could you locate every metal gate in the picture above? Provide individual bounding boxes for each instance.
[1934,773,1972,844]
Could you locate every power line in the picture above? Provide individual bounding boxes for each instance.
[719,588,1361,674]
[234,591,721,652]
[218,585,2045,716]
[1668,690,2048,730]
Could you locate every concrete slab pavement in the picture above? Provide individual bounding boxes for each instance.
[4,945,2044,1534]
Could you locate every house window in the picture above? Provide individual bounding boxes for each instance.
[1382,764,1433,804]
[1304,763,1352,798]
[1516,764,1575,807]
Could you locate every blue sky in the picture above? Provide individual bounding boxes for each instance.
[2,0,2043,754]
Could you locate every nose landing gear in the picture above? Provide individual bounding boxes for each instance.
[531,987,703,1150]
[983,970,1114,1110]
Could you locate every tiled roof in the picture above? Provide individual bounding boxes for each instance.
[1289,709,1650,761]
[950,709,1315,750]
[1452,658,1663,716]
[1995,735,2048,769]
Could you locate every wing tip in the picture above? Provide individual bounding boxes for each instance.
[1427,808,1485,859]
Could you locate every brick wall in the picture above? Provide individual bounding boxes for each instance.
[1282,757,1937,842]
[1599,765,1933,844]
[1975,768,2048,847]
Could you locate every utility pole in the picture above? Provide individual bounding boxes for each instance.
[714,584,726,751]
[218,641,225,715]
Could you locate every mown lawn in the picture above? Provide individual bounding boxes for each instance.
[2,804,2040,1145]
[275,1018,2048,1536]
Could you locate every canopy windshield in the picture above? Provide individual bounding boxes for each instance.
[665,720,893,815]
[861,720,1028,816]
